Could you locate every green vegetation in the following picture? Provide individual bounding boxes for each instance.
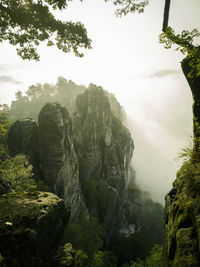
[105,0,148,16]
[80,175,111,218]
[10,77,86,121]
[0,155,36,194]
[0,106,37,195]
[1,79,164,266]
[55,243,89,267]
[130,244,162,267]
[0,0,91,60]
[62,216,103,260]
[160,27,200,78]
[0,104,12,146]
[159,0,200,163]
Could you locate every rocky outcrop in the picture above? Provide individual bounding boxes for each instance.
[7,118,39,171]
[38,102,87,220]
[73,85,134,234]
[162,160,200,267]
[0,191,69,266]
[7,87,134,231]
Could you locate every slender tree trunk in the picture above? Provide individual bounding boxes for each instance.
[181,57,200,160]
[162,0,171,31]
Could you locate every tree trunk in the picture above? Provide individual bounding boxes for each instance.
[181,57,200,160]
[162,0,171,31]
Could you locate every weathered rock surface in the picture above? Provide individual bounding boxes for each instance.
[73,85,134,234]
[38,102,87,220]
[7,118,39,170]
[162,161,200,267]
[0,191,69,266]
[6,87,134,231]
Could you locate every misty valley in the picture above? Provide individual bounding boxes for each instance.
[0,79,163,266]
[1,0,200,266]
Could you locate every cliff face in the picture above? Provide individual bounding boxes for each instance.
[7,119,39,173]
[162,161,200,267]
[73,85,134,233]
[7,87,134,231]
[38,102,87,220]
[0,191,69,266]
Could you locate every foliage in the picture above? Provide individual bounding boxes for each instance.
[92,251,117,267]
[131,258,145,267]
[62,216,103,261]
[178,146,193,162]
[74,250,88,267]
[55,243,88,267]
[108,183,163,265]
[159,27,200,78]
[80,174,111,218]
[0,154,36,193]
[0,104,12,145]
[105,0,149,16]
[145,244,161,267]
[10,77,86,121]
[55,243,74,266]
[130,245,161,267]
[0,0,91,60]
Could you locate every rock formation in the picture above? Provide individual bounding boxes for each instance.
[7,86,134,231]
[38,102,87,220]
[162,161,200,267]
[7,118,39,172]
[0,191,69,266]
[73,85,134,235]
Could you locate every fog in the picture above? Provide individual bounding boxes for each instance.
[0,0,199,204]
[125,73,193,204]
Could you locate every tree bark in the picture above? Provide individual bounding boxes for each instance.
[181,57,200,159]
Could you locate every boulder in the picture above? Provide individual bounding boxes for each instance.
[0,191,69,266]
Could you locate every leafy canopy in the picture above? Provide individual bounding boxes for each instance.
[159,27,200,78]
[0,0,91,60]
[105,0,149,16]
[0,104,12,145]
[0,154,36,193]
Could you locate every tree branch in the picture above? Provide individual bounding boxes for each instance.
[162,0,171,32]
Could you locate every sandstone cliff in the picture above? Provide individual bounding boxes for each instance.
[7,87,134,230]
[73,85,134,234]
[7,118,40,176]
[162,160,200,267]
[38,102,87,220]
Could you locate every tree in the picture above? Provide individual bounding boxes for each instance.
[160,0,200,160]
[62,216,103,260]
[109,0,200,159]
[0,104,11,146]
[105,0,149,16]
[0,0,91,60]
[0,155,36,194]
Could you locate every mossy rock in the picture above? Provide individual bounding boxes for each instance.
[0,191,69,266]
[162,161,200,267]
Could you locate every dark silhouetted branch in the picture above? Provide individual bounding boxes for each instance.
[162,0,171,32]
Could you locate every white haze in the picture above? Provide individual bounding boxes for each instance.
[0,0,199,203]
[125,74,193,204]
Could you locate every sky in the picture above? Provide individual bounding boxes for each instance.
[0,0,199,203]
